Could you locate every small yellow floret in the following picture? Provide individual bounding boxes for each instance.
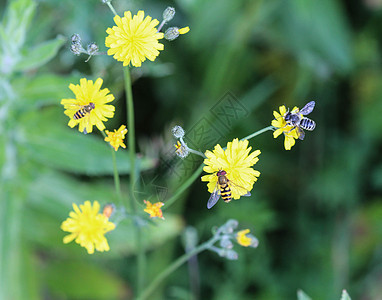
[104,125,128,151]
[236,229,252,247]
[143,200,165,219]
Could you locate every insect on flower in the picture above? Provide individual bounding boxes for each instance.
[73,102,95,120]
[207,170,251,209]
[282,101,316,140]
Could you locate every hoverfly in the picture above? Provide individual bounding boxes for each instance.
[207,170,251,209]
[283,101,316,140]
[73,102,95,120]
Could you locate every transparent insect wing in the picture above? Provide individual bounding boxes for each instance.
[207,183,221,209]
[228,181,251,197]
[299,101,315,115]
[296,127,305,140]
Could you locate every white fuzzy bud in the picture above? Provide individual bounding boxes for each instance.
[164,27,180,41]
[172,125,185,138]
[163,7,175,22]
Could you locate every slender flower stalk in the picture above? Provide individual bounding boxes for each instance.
[104,0,117,16]
[101,130,121,200]
[241,125,275,141]
[123,66,146,295]
[137,235,220,300]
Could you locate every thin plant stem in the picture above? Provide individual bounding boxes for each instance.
[157,20,166,33]
[180,137,206,158]
[137,235,220,300]
[105,1,118,16]
[101,131,122,200]
[187,148,206,158]
[123,67,136,205]
[123,66,145,296]
[241,125,274,141]
[164,163,204,210]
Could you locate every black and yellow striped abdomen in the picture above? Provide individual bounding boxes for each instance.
[73,109,87,120]
[220,183,232,203]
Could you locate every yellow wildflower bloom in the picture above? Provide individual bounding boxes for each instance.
[61,78,115,134]
[61,201,116,254]
[144,200,164,219]
[178,27,190,34]
[201,138,260,199]
[105,11,164,67]
[236,229,253,247]
[104,125,128,151]
[271,105,299,150]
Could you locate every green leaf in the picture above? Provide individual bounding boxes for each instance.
[297,290,312,300]
[14,36,66,71]
[1,0,36,50]
[12,73,81,107]
[20,107,156,175]
[340,290,351,300]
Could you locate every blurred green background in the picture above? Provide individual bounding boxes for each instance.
[1,0,382,299]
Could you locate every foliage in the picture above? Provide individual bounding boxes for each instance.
[1,0,382,299]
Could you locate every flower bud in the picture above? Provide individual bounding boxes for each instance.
[248,235,259,248]
[220,236,233,249]
[225,249,239,260]
[174,141,189,159]
[70,43,83,55]
[87,42,99,56]
[164,27,180,41]
[221,219,239,234]
[172,125,185,138]
[163,7,175,22]
[71,33,81,44]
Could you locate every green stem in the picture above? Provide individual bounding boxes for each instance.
[241,125,274,141]
[105,1,118,16]
[137,235,219,300]
[164,164,204,210]
[123,66,145,296]
[101,131,122,200]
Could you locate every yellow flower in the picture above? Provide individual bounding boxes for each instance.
[105,11,164,67]
[104,125,128,151]
[61,78,115,134]
[236,229,253,247]
[271,105,299,150]
[201,138,261,199]
[178,27,190,35]
[61,201,116,254]
[144,200,164,219]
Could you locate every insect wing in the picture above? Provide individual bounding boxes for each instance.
[228,181,251,197]
[207,183,221,209]
[299,101,315,116]
[296,126,305,140]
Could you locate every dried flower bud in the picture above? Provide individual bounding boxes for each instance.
[70,43,83,55]
[172,125,185,138]
[87,42,99,56]
[163,7,175,22]
[71,33,81,44]
[164,27,180,41]
[175,141,189,159]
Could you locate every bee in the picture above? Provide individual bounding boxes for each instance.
[102,203,116,219]
[207,170,251,209]
[73,102,95,120]
[283,101,316,140]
